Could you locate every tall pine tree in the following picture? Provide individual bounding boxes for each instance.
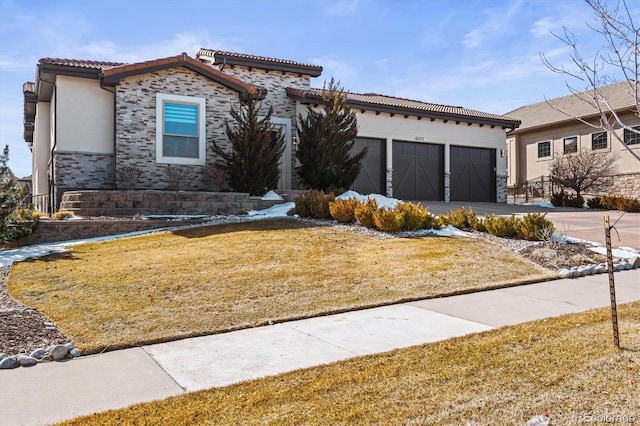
[212,90,285,196]
[296,78,366,191]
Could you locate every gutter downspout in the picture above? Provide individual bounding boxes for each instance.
[99,77,117,189]
[49,77,56,214]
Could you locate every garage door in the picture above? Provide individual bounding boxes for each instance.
[392,141,444,201]
[351,137,385,195]
[450,146,496,202]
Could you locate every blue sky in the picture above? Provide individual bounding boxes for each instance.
[0,0,622,178]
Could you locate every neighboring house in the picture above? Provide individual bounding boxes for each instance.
[23,49,520,211]
[506,81,640,198]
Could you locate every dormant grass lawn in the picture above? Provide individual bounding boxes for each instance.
[58,302,640,425]
[8,218,554,354]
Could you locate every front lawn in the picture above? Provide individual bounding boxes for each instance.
[58,302,640,425]
[8,218,554,354]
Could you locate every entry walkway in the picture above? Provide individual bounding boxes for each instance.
[1,270,639,425]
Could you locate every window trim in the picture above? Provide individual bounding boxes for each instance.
[623,125,640,146]
[156,93,206,165]
[591,131,608,150]
[537,141,551,158]
[563,136,578,154]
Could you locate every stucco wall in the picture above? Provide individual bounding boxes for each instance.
[114,67,244,191]
[32,102,51,196]
[511,111,640,185]
[55,76,114,153]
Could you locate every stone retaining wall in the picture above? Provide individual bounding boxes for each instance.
[58,190,283,217]
[8,219,193,246]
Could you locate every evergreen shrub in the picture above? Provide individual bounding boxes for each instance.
[354,198,378,228]
[395,202,432,230]
[294,190,335,219]
[516,212,554,241]
[329,198,359,223]
[372,208,405,232]
[484,214,519,238]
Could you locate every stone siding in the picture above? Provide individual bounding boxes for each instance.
[11,219,192,246]
[213,65,310,119]
[58,190,284,217]
[115,68,241,191]
[496,174,508,203]
[611,172,640,199]
[53,151,115,209]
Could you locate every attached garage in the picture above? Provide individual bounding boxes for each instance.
[351,137,385,195]
[450,146,496,202]
[392,141,444,201]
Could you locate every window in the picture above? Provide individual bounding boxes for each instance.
[537,141,551,158]
[156,93,206,165]
[591,132,607,150]
[563,136,578,154]
[624,126,640,145]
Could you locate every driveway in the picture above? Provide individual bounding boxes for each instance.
[419,201,640,249]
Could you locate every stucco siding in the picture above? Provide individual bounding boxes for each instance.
[32,102,51,197]
[55,76,114,153]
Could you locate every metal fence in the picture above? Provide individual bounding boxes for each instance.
[20,193,50,214]
[507,176,554,204]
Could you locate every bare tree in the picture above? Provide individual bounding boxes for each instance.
[549,148,619,198]
[541,0,640,162]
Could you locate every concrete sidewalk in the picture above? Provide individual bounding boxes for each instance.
[1,270,639,426]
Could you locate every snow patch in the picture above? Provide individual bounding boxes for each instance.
[261,190,284,201]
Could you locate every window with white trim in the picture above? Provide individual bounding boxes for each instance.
[591,132,607,150]
[563,136,578,154]
[156,93,206,165]
[624,125,640,145]
[537,141,551,158]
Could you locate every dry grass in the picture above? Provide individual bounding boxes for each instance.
[8,219,554,354]
[57,302,640,425]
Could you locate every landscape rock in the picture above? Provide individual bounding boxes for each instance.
[621,261,632,270]
[595,265,607,274]
[628,256,640,269]
[64,342,75,351]
[69,348,81,358]
[47,344,69,361]
[17,355,38,367]
[0,356,18,369]
[0,352,6,361]
[558,268,572,278]
[29,348,46,359]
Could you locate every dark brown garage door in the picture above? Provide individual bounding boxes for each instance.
[450,146,496,202]
[351,137,385,195]
[392,141,444,201]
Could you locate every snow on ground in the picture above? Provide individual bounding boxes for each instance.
[337,190,401,209]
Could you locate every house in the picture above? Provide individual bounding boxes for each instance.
[506,81,640,199]
[23,49,520,213]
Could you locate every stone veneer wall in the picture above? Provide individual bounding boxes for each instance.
[58,190,283,217]
[53,151,115,209]
[496,174,508,203]
[115,68,241,191]
[611,173,640,198]
[10,219,194,246]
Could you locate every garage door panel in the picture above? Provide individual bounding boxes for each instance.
[351,138,385,195]
[451,146,496,202]
[393,141,443,201]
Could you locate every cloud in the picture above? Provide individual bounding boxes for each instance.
[323,0,361,16]
[463,0,523,49]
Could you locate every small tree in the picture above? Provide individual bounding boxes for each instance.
[541,0,640,162]
[0,145,34,242]
[549,148,618,198]
[212,90,285,196]
[296,78,366,191]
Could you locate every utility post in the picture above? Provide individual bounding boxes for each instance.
[604,216,620,348]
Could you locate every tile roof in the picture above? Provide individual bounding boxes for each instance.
[101,53,262,96]
[38,57,125,70]
[286,88,520,128]
[197,48,323,77]
[506,81,638,133]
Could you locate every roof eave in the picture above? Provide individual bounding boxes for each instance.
[213,56,323,77]
[290,91,520,129]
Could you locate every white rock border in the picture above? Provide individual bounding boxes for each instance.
[0,342,80,369]
[558,255,640,278]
